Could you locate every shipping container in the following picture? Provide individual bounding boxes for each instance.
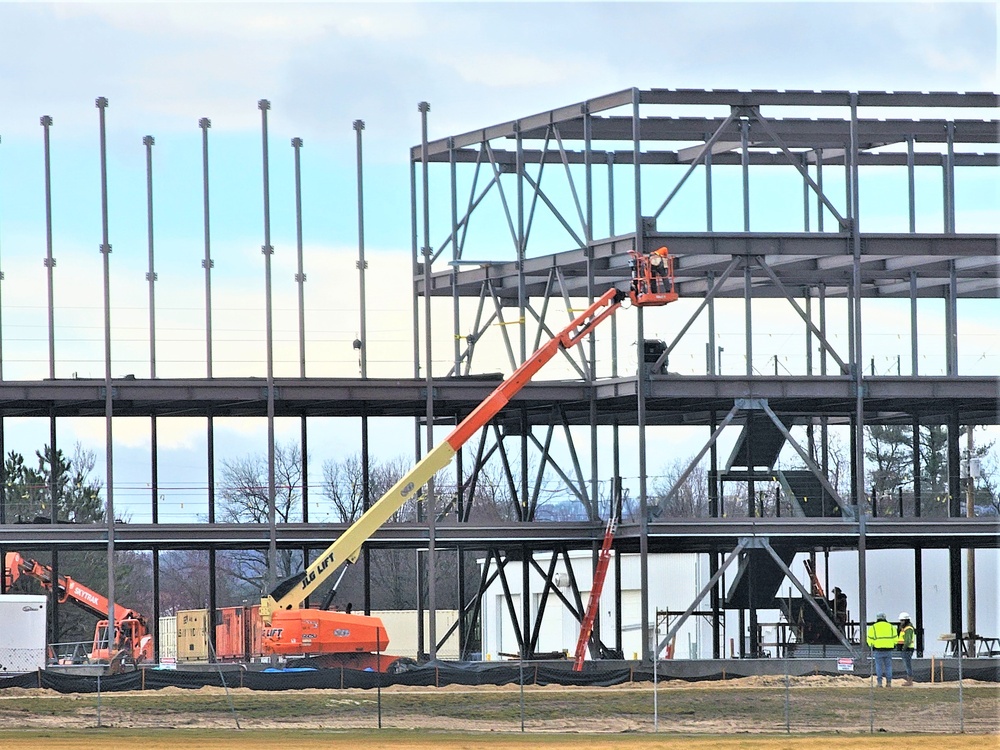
[176,609,209,661]
[0,595,47,673]
[215,605,263,661]
[158,615,177,660]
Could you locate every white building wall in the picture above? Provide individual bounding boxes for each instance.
[481,548,999,660]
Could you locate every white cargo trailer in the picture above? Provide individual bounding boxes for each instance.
[0,594,47,673]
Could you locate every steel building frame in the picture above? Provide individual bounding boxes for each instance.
[0,89,997,666]
[409,88,999,661]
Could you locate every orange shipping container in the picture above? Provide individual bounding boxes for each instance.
[214,605,264,661]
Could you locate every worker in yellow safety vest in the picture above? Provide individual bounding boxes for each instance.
[897,612,916,686]
[866,612,898,687]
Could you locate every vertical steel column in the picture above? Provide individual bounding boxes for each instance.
[802,154,810,231]
[944,124,958,376]
[95,96,117,638]
[41,116,56,380]
[816,148,824,232]
[608,151,622,657]
[914,548,924,656]
[354,120,369,607]
[741,118,750,232]
[448,136,460,373]
[631,88,651,662]
[848,93,868,647]
[709,410,721,658]
[705,148,713,231]
[805,290,815,460]
[947,406,962,641]
[906,135,916,233]
[910,273,919,376]
[744,264,753,376]
[446,134,464,531]
[514,123,529,524]
[409,156,423,640]
[913,417,922,517]
[819,283,829,482]
[152,547,160,660]
[293,135,309,527]
[43,104,59,628]
[946,264,958,376]
[707,273,716,374]
[258,99,278,590]
[208,547,217,659]
[292,136,307,377]
[144,135,157,378]
[418,101,437,658]
[706,146,716,375]
[199,117,214,377]
[144,135,160,528]
[741,109,752,380]
[49,411,59,641]
[949,544,963,643]
[584,104,599,522]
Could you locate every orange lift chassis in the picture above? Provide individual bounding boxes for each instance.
[260,248,678,669]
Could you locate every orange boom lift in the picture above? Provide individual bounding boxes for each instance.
[259,248,677,670]
[4,551,154,664]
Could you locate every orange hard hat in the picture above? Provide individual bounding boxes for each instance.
[655,246,669,256]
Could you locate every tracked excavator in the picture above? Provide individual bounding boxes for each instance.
[259,248,678,670]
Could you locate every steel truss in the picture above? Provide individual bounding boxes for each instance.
[411,88,999,662]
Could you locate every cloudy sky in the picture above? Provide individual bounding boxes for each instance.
[0,1,996,523]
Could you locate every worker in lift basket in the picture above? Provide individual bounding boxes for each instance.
[649,245,670,293]
[866,612,898,687]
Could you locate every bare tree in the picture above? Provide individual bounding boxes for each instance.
[217,442,304,589]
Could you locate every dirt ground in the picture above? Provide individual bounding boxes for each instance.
[0,676,995,744]
[0,730,996,750]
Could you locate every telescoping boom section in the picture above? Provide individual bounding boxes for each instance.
[260,249,677,663]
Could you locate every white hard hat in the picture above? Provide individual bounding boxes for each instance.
[898,612,911,620]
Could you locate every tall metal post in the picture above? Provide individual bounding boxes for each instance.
[906,135,916,233]
[848,93,868,648]
[292,136,307,378]
[419,101,437,658]
[631,88,651,662]
[354,120,370,607]
[95,96,117,640]
[448,135,460,374]
[292,135,309,537]
[351,121,367,379]
[41,115,56,380]
[143,135,159,530]
[199,117,214,378]
[259,99,277,590]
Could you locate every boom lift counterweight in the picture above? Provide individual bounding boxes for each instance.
[260,248,677,668]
